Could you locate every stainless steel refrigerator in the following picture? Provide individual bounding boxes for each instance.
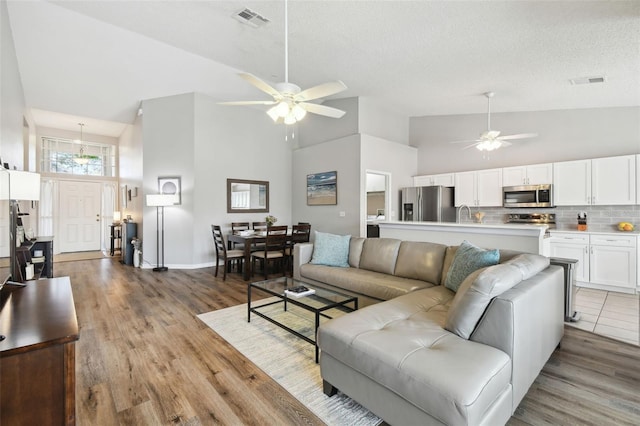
[400,186,456,222]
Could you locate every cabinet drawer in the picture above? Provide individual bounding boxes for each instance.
[550,233,590,244]
[590,234,637,247]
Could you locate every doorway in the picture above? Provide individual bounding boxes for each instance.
[58,180,102,252]
[365,171,390,237]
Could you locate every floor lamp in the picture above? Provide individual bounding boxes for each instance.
[146,194,176,272]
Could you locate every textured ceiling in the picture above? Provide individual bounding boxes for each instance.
[7,0,640,137]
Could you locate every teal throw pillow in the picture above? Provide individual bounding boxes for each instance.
[445,240,500,292]
[310,231,351,267]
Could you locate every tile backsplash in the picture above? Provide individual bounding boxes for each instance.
[459,205,640,232]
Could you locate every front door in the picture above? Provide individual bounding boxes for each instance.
[59,181,101,252]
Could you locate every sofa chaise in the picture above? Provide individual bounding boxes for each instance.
[293,236,564,425]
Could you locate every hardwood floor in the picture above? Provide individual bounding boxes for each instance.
[58,259,639,425]
[59,258,323,425]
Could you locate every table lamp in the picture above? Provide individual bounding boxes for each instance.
[113,211,121,224]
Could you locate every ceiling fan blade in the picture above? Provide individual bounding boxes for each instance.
[462,142,481,150]
[218,100,278,106]
[496,133,538,141]
[449,139,482,144]
[238,73,281,98]
[299,102,346,118]
[294,81,347,102]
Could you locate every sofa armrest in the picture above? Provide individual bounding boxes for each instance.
[293,243,314,280]
[470,265,564,411]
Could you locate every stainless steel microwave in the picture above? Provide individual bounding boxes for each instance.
[503,184,554,208]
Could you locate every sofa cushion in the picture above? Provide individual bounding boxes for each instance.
[348,237,365,268]
[445,263,523,339]
[300,264,432,301]
[394,241,447,284]
[310,231,350,267]
[358,238,402,275]
[444,240,500,292]
[318,287,512,426]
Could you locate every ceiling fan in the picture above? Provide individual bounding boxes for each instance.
[450,92,538,151]
[220,0,347,125]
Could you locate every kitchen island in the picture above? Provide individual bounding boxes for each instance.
[378,221,549,255]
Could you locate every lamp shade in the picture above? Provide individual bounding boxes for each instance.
[0,170,41,201]
[146,193,178,207]
[113,211,121,222]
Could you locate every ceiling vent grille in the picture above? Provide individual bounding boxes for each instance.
[233,8,270,28]
[570,75,606,85]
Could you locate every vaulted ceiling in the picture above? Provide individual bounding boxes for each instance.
[6,1,640,137]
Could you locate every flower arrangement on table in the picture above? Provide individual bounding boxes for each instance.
[265,215,278,227]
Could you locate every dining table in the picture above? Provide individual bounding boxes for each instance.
[227,232,291,280]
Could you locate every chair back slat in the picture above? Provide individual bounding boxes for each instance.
[231,222,250,233]
[291,224,311,244]
[253,222,268,231]
[211,225,227,255]
[264,225,288,251]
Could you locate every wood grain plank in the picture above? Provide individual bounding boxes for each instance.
[54,258,639,425]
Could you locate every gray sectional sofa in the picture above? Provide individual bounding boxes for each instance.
[292,237,564,426]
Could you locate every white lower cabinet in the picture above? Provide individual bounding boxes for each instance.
[550,232,637,293]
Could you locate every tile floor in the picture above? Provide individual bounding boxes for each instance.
[569,287,639,345]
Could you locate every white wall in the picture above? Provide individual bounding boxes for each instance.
[295,98,359,148]
[293,134,362,237]
[410,106,640,174]
[139,92,292,269]
[192,93,291,266]
[359,97,409,145]
[360,135,417,234]
[118,118,143,224]
[0,0,25,169]
[142,93,195,268]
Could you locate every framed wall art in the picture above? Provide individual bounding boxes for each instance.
[307,171,337,205]
[158,176,181,205]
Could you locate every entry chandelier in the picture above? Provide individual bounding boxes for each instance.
[74,123,89,165]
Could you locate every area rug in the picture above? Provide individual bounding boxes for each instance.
[197,299,382,426]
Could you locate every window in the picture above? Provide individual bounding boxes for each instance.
[40,137,116,177]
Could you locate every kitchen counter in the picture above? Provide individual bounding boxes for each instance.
[378,221,548,254]
[550,225,640,235]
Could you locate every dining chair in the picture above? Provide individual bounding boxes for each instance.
[230,222,250,249]
[211,225,244,281]
[251,225,288,279]
[286,223,311,272]
[252,221,268,232]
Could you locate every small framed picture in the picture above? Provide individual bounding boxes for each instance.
[307,171,337,205]
[158,176,181,205]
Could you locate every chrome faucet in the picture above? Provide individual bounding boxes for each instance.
[457,204,472,223]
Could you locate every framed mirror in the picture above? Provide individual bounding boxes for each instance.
[227,179,269,213]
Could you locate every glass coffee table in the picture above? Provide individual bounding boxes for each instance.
[248,277,358,362]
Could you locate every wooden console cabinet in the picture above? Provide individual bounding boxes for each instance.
[0,277,79,425]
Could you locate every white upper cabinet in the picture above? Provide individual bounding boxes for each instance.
[502,163,553,187]
[637,155,640,205]
[591,155,636,205]
[413,173,455,187]
[455,168,503,207]
[555,155,636,206]
[553,159,592,205]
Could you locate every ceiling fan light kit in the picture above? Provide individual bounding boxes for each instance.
[220,0,347,125]
[450,91,538,152]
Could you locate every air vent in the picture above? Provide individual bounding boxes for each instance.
[233,8,270,28]
[570,75,606,85]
